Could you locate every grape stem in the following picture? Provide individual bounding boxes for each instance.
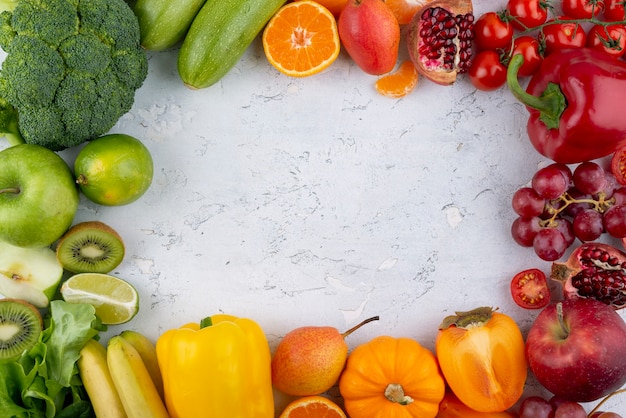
[541,191,614,228]
[588,387,626,416]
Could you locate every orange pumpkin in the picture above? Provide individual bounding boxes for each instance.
[436,391,517,418]
[435,307,527,413]
[339,335,445,418]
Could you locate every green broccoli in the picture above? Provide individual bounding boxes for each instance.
[0,0,148,151]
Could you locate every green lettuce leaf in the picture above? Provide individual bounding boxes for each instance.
[0,300,106,418]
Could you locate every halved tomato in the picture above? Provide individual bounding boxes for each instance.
[611,145,626,185]
[510,268,550,309]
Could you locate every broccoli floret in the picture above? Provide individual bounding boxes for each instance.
[0,0,148,151]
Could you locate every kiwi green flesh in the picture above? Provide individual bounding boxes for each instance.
[0,299,43,360]
[57,227,125,274]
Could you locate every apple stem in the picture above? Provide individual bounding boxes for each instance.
[0,187,20,195]
[342,315,379,339]
[556,302,570,339]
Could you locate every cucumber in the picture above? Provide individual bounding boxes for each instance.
[134,0,207,51]
[178,0,287,89]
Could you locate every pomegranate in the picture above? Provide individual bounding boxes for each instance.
[406,0,475,85]
[551,242,626,309]
[338,0,401,76]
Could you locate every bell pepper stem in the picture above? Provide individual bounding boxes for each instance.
[506,54,566,130]
[200,316,213,329]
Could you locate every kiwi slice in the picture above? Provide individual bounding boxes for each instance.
[56,221,125,274]
[0,299,43,361]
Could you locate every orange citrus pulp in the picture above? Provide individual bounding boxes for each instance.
[386,0,427,25]
[263,0,340,77]
[279,396,347,418]
[375,60,419,98]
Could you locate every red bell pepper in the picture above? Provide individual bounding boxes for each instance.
[507,47,626,164]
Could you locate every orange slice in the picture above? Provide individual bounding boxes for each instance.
[386,0,428,25]
[279,396,347,418]
[263,0,340,77]
[375,60,419,98]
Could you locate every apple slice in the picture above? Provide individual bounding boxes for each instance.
[0,241,63,308]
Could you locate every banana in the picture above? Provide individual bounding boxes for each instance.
[77,339,127,418]
[107,335,170,418]
[119,330,164,400]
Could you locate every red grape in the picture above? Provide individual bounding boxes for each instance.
[534,227,568,261]
[519,396,553,418]
[532,164,572,199]
[604,204,626,238]
[554,401,586,418]
[573,209,604,241]
[573,161,607,194]
[511,216,542,247]
[513,187,546,217]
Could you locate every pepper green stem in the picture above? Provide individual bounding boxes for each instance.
[200,316,213,329]
[506,54,566,130]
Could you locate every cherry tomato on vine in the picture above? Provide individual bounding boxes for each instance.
[604,0,626,21]
[611,145,626,185]
[541,18,587,56]
[474,11,514,51]
[468,50,507,91]
[510,268,550,309]
[506,0,548,30]
[562,0,604,18]
[509,35,543,77]
[587,24,626,58]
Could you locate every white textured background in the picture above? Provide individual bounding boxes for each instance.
[3,0,626,414]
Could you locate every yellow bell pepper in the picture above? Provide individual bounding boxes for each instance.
[155,314,274,418]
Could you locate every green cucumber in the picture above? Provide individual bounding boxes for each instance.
[134,0,207,51]
[178,0,287,89]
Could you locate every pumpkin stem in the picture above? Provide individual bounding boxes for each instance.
[384,383,414,405]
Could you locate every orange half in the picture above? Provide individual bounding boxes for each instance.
[375,60,419,98]
[263,1,340,77]
[279,396,347,418]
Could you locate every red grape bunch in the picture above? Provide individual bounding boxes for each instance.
[519,395,623,418]
[510,161,626,261]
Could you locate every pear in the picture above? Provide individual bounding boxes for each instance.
[271,316,379,396]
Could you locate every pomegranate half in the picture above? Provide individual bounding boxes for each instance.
[406,0,475,85]
[551,242,626,309]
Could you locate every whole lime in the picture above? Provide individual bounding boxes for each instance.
[74,134,153,206]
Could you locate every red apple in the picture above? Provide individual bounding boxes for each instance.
[525,298,626,402]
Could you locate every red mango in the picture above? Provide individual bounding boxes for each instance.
[338,0,401,75]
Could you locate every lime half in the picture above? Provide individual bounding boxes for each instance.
[60,273,139,325]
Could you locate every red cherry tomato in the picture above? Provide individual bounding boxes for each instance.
[510,268,550,309]
[468,50,507,91]
[562,0,604,18]
[509,35,543,77]
[587,23,626,58]
[506,0,548,30]
[611,145,626,185]
[474,11,514,51]
[541,18,587,56]
[604,0,626,21]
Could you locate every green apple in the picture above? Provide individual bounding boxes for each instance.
[0,241,64,307]
[0,144,79,247]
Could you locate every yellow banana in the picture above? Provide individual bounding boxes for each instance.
[119,330,164,400]
[77,339,127,418]
[107,335,170,418]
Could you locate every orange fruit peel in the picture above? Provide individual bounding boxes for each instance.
[375,60,419,98]
[279,395,347,418]
[263,0,340,77]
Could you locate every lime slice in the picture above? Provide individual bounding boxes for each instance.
[60,273,139,325]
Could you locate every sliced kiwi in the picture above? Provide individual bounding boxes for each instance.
[56,221,125,274]
[0,299,43,361]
